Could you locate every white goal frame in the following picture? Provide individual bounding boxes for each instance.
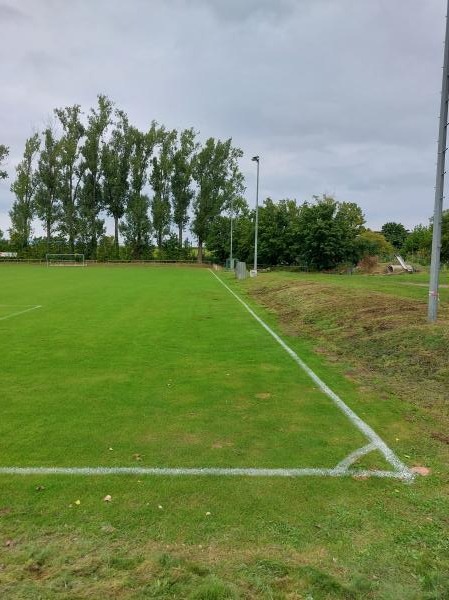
[46,253,85,267]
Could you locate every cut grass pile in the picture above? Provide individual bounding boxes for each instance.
[0,265,448,599]
[244,272,449,438]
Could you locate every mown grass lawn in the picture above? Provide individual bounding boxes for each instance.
[0,265,448,599]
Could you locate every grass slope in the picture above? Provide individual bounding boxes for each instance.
[0,266,448,599]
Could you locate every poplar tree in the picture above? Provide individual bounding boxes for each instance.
[34,127,61,249]
[0,144,9,179]
[151,128,176,249]
[54,104,85,251]
[78,94,113,257]
[171,128,196,247]
[191,138,243,262]
[9,133,40,249]
[120,123,159,258]
[120,194,152,258]
[102,110,133,257]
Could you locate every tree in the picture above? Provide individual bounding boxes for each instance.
[297,195,365,270]
[34,127,61,249]
[9,133,40,249]
[403,224,432,263]
[150,129,176,248]
[356,230,394,259]
[121,123,159,258]
[171,128,196,247]
[128,123,159,202]
[120,194,153,258]
[54,104,85,251]
[102,110,133,257]
[78,95,113,257]
[381,222,408,250]
[256,198,302,265]
[440,210,449,264]
[0,144,9,179]
[205,196,251,263]
[192,138,243,262]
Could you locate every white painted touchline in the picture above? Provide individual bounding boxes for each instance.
[0,305,42,321]
[209,270,413,482]
[0,466,411,479]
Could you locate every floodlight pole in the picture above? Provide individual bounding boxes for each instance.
[230,196,234,267]
[252,155,260,273]
[428,0,449,322]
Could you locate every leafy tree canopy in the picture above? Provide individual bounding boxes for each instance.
[381,221,408,250]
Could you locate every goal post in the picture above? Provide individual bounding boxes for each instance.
[46,254,85,267]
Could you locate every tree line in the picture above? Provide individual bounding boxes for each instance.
[203,196,447,269]
[1,96,446,268]
[0,95,244,261]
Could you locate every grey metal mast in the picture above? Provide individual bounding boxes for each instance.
[230,196,233,267]
[428,0,449,322]
[252,155,260,273]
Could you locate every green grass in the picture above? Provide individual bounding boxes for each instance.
[1,265,368,469]
[0,265,448,599]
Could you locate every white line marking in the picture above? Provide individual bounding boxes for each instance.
[335,443,377,471]
[0,274,413,482]
[0,305,42,322]
[0,466,411,479]
[209,270,413,481]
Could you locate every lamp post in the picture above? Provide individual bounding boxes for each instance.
[428,0,449,322]
[252,155,260,274]
[230,195,234,268]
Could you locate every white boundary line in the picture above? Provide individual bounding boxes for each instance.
[0,466,408,479]
[0,305,42,322]
[0,272,413,482]
[209,270,413,482]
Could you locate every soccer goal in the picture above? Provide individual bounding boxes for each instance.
[46,254,85,267]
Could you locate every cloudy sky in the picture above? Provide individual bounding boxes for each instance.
[0,0,446,237]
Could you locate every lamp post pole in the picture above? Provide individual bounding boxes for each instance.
[429,0,449,322]
[252,155,260,274]
[230,196,234,268]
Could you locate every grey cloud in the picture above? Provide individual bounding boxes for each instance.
[0,3,28,22]
[0,0,446,234]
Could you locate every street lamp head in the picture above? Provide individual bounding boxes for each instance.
[251,155,259,163]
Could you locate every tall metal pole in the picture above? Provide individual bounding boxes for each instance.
[252,156,260,273]
[230,196,234,267]
[428,0,449,322]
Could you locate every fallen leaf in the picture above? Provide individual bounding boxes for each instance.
[410,466,431,476]
[133,453,142,461]
[5,540,13,547]
[35,486,45,492]
[75,500,81,506]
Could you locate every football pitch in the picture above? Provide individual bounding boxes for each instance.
[0,265,409,480]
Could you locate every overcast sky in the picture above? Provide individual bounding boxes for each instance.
[0,0,446,237]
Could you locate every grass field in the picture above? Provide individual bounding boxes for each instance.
[0,265,448,599]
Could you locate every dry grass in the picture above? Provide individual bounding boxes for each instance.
[247,275,449,444]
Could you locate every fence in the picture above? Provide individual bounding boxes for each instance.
[0,258,212,267]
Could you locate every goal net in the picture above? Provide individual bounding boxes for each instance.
[46,254,85,267]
